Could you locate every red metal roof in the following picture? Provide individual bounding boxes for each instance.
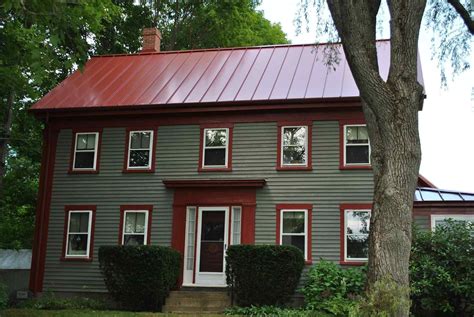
[31,41,423,111]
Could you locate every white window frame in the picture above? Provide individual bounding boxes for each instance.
[281,126,308,167]
[73,132,99,171]
[202,128,229,168]
[121,210,150,245]
[344,209,371,262]
[65,210,93,258]
[280,209,308,260]
[127,130,154,169]
[431,214,474,231]
[343,124,371,166]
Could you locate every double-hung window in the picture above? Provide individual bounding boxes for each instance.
[64,209,94,259]
[344,125,370,166]
[344,209,371,262]
[277,204,312,261]
[121,210,150,245]
[202,128,229,169]
[127,130,154,170]
[73,132,99,171]
[281,126,308,167]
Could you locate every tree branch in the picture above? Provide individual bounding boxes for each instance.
[446,0,474,34]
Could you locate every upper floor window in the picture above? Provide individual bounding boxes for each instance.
[343,208,371,262]
[277,124,312,170]
[73,132,99,171]
[276,204,312,262]
[200,127,232,170]
[344,125,370,166]
[122,210,149,245]
[63,208,95,260]
[126,130,154,171]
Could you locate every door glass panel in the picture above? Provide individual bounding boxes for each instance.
[199,210,225,273]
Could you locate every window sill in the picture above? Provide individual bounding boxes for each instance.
[68,169,99,174]
[339,165,372,170]
[60,256,93,262]
[198,167,232,172]
[122,168,154,174]
[276,166,312,171]
[339,260,367,266]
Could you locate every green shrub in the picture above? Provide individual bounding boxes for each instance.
[225,305,330,317]
[99,245,181,311]
[0,282,7,310]
[410,220,474,316]
[226,245,305,307]
[301,260,366,316]
[19,291,105,310]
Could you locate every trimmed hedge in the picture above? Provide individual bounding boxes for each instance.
[98,245,180,311]
[226,244,304,306]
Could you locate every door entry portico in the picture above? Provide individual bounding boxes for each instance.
[163,179,266,287]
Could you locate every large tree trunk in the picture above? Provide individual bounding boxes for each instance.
[0,90,14,196]
[326,1,426,315]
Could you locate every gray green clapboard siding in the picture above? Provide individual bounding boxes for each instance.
[43,121,429,293]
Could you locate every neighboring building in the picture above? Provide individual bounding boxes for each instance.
[0,249,31,301]
[28,29,474,296]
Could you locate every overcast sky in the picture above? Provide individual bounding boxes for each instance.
[259,0,474,192]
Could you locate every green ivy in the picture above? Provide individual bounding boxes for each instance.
[226,245,305,307]
[98,245,180,311]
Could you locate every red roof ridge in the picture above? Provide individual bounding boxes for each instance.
[92,39,392,59]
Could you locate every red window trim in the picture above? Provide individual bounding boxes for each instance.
[122,128,157,173]
[61,205,96,262]
[69,129,103,174]
[339,203,372,266]
[339,120,371,170]
[118,205,153,245]
[276,122,313,171]
[198,123,233,172]
[276,203,313,264]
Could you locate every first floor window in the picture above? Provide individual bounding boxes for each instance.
[344,209,371,261]
[202,128,229,168]
[65,210,93,258]
[280,209,308,259]
[127,130,154,169]
[73,132,99,170]
[431,214,474,231]
[281,126,308,166]
[344,125,370,166]
[122,210,149,245]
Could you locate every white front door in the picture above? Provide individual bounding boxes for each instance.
[195,207,229,286]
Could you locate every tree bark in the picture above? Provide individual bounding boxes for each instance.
[0,90,15,196]
[326,1,426,315]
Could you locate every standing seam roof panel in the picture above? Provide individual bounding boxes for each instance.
[287,46,318,99]
[235,48,275,101]
[184,51,231,103]
[113,53,178,106]
[270,46,304,100]
[217,49,260,102]
[135,53,190,105]
[252,47,289,100]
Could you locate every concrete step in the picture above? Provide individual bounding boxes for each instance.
[163,290,231,314]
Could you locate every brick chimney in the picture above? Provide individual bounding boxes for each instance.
[141,28,162,52]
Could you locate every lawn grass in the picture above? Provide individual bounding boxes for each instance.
[1,309,224,317]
